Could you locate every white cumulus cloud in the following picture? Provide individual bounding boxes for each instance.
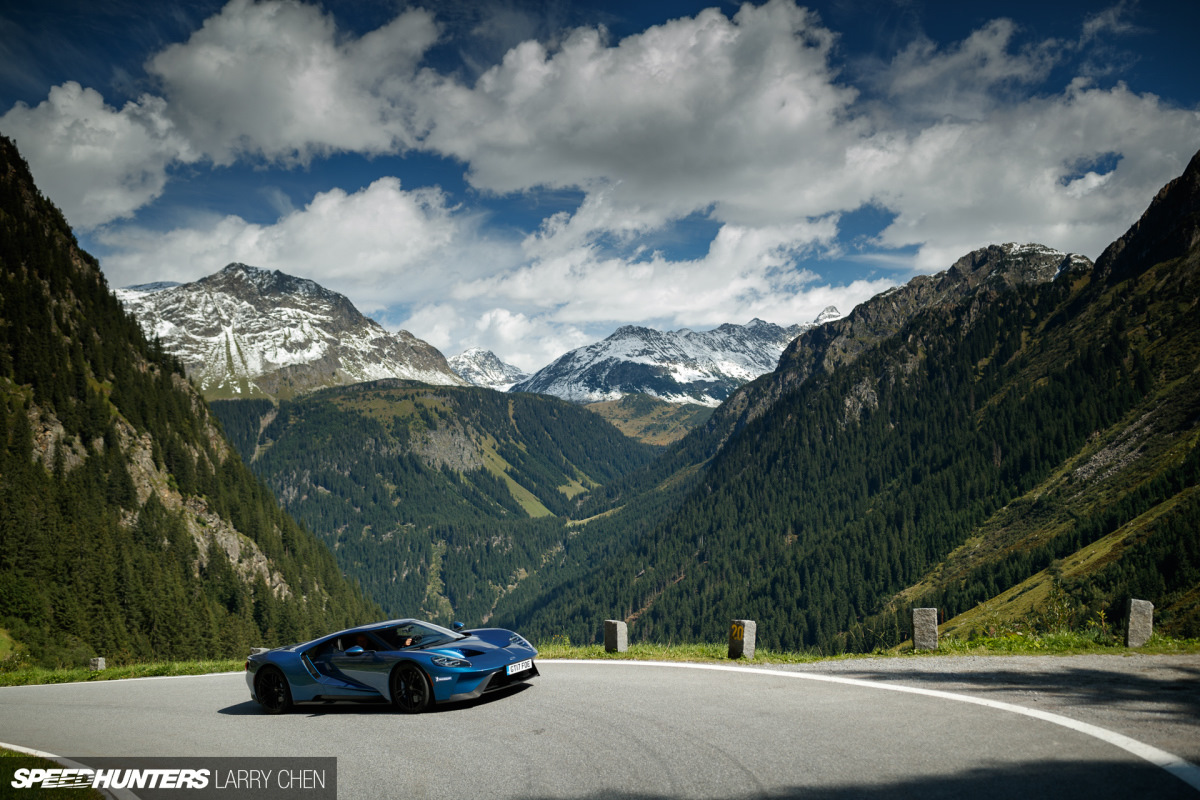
[5,0,1198,368]
[867,78,1200,270]
[417,0,864,234]
[0,81,198,229]
[98,177,516,315]
[146,0,438,166]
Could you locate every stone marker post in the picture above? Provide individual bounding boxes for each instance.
[728,619,756,660]
[604,619,628,653]
[1126,599,1154,648]
[88,657,106,671]
[912,608,939,651]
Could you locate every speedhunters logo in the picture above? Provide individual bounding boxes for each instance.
[12,767,209,789]
[5,757,336,798]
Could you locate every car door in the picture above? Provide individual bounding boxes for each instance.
[303,636,382,698]
[328,632,393,696]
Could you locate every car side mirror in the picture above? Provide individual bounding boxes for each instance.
[346,646,365,656]
[453,622,465,632]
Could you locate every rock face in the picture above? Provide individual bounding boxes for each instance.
[511,311,841,407]
[117,263,465,399]
[777,243,1090,388]
[1095,149,1200,284]
[449,348,529,391]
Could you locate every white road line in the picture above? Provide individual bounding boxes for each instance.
[544,659,1200,793]
[0,741,60,759]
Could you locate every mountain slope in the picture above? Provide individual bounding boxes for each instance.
[489,155,1200,649]
[210,381,658,623]
[117,264,464,400]
[572,243,1091,520]
[585,394,714,446]
[887,150,1200,641]
[688,244,1092,460]
[511,313,840,407]
[0,135,378,667]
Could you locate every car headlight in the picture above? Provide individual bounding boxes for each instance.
[431,655,471,668]
[508,633,531,649]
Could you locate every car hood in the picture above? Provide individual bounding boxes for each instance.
[428,629,535,661]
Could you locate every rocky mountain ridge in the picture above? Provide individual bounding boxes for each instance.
[696,243,1093,453]
[1094,149,1200,284]
[116,263,464,400]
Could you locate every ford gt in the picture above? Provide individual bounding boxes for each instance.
[245,619,538,714]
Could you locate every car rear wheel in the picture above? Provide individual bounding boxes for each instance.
[391,663,432,713]
[255,667,293,714]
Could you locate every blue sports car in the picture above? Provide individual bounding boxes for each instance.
[245,619,539,714]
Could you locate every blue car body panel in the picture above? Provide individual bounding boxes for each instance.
[246,619,538,712]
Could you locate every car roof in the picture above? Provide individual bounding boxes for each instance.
[335,618,415,636]
[284,619,440,651]
[357,618,419,632]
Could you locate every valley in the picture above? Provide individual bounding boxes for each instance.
[206,152,1200,653]
[210,381,657,624]
[3,128,1199,667]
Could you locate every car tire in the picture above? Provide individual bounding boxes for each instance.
[255,667,293,715]
[391,663,432,713]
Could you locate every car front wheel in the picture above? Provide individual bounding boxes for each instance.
[391,663,432,713]
[255,667,293,714]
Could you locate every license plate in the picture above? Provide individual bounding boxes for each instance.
[506,659,533,676]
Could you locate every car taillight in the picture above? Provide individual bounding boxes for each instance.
[245,660,251,671]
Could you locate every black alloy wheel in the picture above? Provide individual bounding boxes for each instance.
[256,667,293,714]
[391,663,432,713]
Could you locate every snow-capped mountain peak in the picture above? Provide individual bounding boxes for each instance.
[449,348,529,391]
[510,311,839,407]
[814,306,843,325]
[116,262,464,399]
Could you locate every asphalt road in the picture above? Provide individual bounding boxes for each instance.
[2,656,1198,799]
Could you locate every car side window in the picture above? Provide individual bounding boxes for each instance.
[309,640,335,658]
[375,625,426,649]
[374,627,405,649]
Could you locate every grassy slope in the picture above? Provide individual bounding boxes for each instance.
[331,388,562,515]
[586,395,713,445]
[0,660,245,687]
[271,383,644,518]
[939,486,1200,639]
[479,438,555,517]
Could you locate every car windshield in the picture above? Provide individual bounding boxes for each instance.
[373,621,463,651]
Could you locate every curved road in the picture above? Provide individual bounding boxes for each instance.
[2,656,1199,799]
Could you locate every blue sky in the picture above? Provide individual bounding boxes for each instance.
[2,0,1198,370]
